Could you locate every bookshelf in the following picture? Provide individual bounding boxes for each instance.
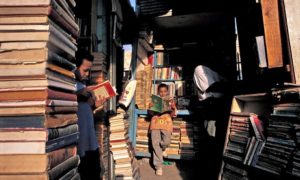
[132,44,196,160]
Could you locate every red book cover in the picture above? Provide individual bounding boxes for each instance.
[89,80,117,100]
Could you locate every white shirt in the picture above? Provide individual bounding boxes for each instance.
[193,65,224,101]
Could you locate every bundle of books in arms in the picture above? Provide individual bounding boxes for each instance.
[0,0,80,179]
[136,117,151,153]
[180,120,196,159]
[254,87,300,177]
[109,109,140,180]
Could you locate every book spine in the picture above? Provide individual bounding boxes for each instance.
[46,133,79,152]
[48,124,78,140]
[47,88,77,101]
[48,145,77,169]
[48,155,79,180]
[0,116,45,128]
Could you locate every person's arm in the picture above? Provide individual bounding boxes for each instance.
[169,97,177,117]
[76,87,93,102]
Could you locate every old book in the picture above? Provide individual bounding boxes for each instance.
[46,106,77,114]
[0,15,49,24]
[0,174,48,180]
[149,94,172,113]
[0,0,50,6]
[48,155,80,180]
[249,114,265,140]
[0,146,76,174]
[70,173,80,180]
[47,145,77,169]
[46,133,79,152]
[0,141,46,154]
[0,114,78,129]
[89,80,117,100]
[48,124,78,140]
[0,88,76,102]
[0,6,50,15]
[0,128,47,141]
[58,167,77,180]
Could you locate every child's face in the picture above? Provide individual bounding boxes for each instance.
[158,87,168,97]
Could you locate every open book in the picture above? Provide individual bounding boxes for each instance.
[149,94,172,113]
[89,80,117,100]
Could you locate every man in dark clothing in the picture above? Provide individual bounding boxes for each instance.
[75,51,106,180]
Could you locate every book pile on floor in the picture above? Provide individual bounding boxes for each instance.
[95,116,109,179]
[0,0,80,179]
[180,120,196,159]
[135,117,150,153]
[109,109,140,180]
[165,118,182,155]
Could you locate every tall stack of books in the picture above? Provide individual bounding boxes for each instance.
[109,109,140,180]
[223,113,251,163]
[0,0,80,179]
[180,120,195,159]
[165,118,182,155]
[136,117,150,153]
[95,118,109,179]
[292,123,300,178]
[135,65,152,109]
[91,52,107,83]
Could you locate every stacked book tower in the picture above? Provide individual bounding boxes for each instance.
[135,117,150,153]
[180,120,196,159]
[0,0,80,179]
[135,65,152,109]
[165,118,182,156]
[255,87,300,177]
[95,115,109,179]
[91,52,107,84]
[221,113,252,180]
[109,109,140,180]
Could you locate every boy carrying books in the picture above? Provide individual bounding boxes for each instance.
[149,84,177,176]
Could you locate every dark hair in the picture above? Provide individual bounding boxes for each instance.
[158,83,168,91]
[76,50,94,67]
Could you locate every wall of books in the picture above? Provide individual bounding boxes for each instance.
[219,88,300,179]
[0,0,80,179]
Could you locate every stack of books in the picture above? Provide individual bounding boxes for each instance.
[91,52,107,84]
[135,65,152,109]
[221,162,249,180]
[95,119,109,179]
[180,120,195,159]
[0,0,80,179]
[291,120,300,177]
[223,113,251,163]
[109,109,140,180]
[255,114,295,176]
[136,117,150,153]
[165,118,182,155]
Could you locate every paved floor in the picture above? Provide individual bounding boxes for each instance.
[138,158,196,180]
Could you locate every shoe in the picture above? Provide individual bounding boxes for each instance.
[162,150,168,157]
[156,168,163,176]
